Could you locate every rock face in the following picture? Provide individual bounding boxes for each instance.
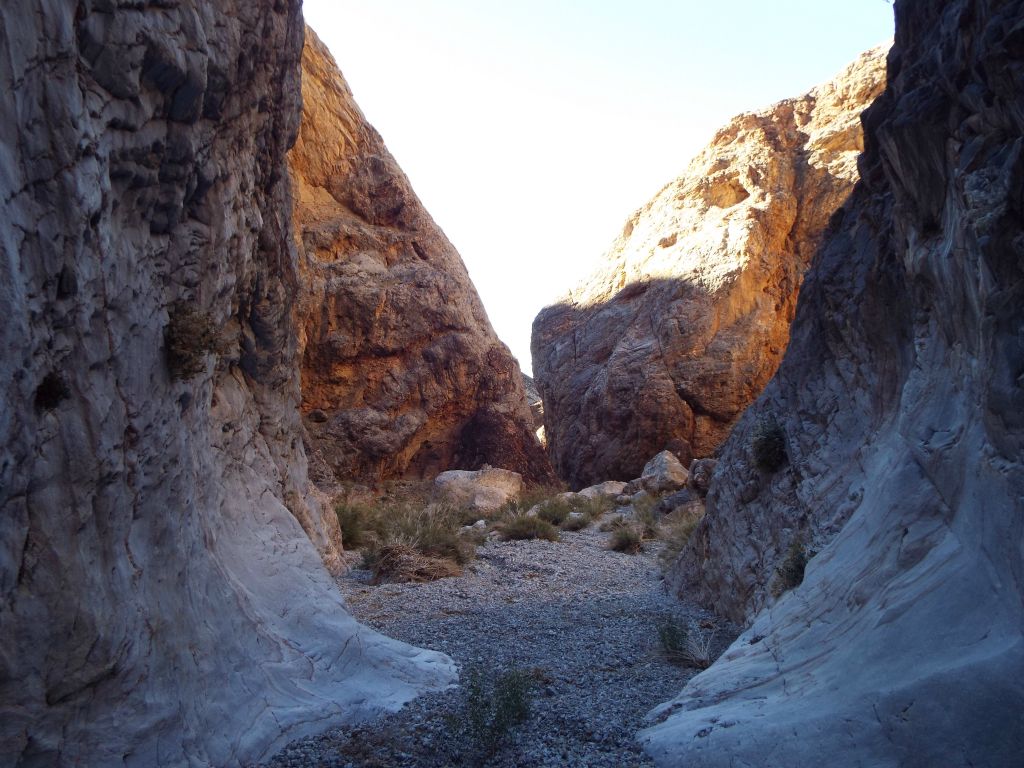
[0,7,453,766]
[532,48,887,488]
[290,31,552,485]
[645,1,1024,764]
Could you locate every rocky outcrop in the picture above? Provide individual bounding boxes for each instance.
[0,7,453,765]
[290,31,552,486]
[533,48,887,488]
[645,1,1024,764]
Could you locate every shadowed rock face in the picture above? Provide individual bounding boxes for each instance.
[532,48,887,489]
[0,7,453,765]
[646,1,1024,764]
[290,30,553,486]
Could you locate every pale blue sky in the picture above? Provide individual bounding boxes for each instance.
[303,1,894,373]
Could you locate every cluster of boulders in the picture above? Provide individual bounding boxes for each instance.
[431,449,717,532]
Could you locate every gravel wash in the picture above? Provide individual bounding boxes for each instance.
[258,525,736,767]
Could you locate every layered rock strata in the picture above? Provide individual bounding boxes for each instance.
[0,7,453,765]
[646,1,1024,764]
[533,48,887,488]
[290,31,552,485]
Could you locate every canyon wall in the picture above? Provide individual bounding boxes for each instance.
[290,30,552,486]
[532,49,887,488]
[646,0,1024,764]
[0,6,452,766]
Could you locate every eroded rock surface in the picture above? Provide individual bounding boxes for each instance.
[0,7,453,765]
[290,31,552,485]
[532,48,887,488]
[646,1,1024,764]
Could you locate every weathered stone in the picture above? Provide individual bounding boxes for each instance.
[290,30,552,485]
[532,48,887,488]
[433,467,523,513]
[0,8,453,766]
[645,3,1024,764]
[640,450,689,494]
[687,458,718,496]
[653,488,695,516]
[578,480,628,500]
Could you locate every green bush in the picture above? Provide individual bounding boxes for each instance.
[657,505,704,569]
[164,301,226,379]
[609,526,643,554]
[335,497,474,583]
[751,416,787,472]
[657,615,716,669]
[773,537,808,595]
[500,515,559,542]
[536,497,572,526]
[453,667,534,759]
[560,513,590,532]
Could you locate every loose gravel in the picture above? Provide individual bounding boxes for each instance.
[258,523,736,767]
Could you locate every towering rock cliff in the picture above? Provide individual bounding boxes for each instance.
[290,31,552,485]
[646,1,1024,764]
[533,49,887,488]
[0,6,452,765]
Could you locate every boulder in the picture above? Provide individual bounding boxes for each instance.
[578,480,628,500]
[433,467,523,513]
[532,47,888,488]
[645,4,1024,765]
[290,30,553,486]
[687,458,718,496]
[653,489,696,516]
[640,451,689,494]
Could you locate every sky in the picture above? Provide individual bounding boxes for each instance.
[302,1,895,374]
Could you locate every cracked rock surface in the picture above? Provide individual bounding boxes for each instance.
[649,1,1024,765]
[0,6,452,765]
[290,30,552,487]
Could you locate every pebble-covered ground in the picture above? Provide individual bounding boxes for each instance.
[257,523,736,767]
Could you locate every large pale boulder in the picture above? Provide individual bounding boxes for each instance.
[0,8,453,765]
[645,1,1024,764]
[433,467,524,513]
[289,30,553,486]
[640,450,689,494]
[532,47,887,488]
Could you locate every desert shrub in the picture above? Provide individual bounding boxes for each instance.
[362,542,462,584]
[452,666,534,759]
[751,416,787,472]
[635,506,660,538]
[560,513,590,532]
[773,537,808,595]
[609,526,644,554]
[164,301,226,379]
[657,504,704,568]
[657,615,716,669]
[500,515,559,542]
[337,498,474,583]
[536,497,572,526]
[599,514,629,533]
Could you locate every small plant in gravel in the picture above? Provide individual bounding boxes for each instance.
[500,514,560,542]
[608,526,644,554]
[772,536,808,595]
[657,615,717,669]
[751,415,787,472]
[536,496,572,526]
[451,666,535,760]
[559,512,591,532]
[599,514,629,533]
